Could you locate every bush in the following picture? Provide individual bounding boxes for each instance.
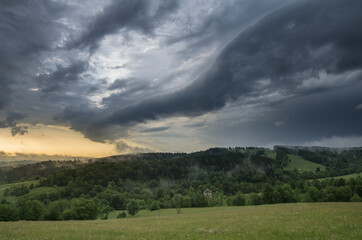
[117,211,127,218]
[72,198,98,220]
[350,194,362,202]
[232,194,246,206]
[44,200,70,221]
[44,203,61,220]
[0,204,19,221]
[249,193,262,205]
[19,200,45,220]
[110,194,126,210]
[149,201,160,211]
[62,209,77,220]
[127,200,140,216]
[226,196,233,206]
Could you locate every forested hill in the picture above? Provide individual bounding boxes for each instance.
[2,147,362,184]
[1,147,362,221]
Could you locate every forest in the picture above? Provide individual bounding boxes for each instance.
[1,147,361,221]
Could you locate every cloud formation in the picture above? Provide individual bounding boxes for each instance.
[71,0,180,51]
[63,0,362,143]
[0,0,361,151]
[0,112,28,136]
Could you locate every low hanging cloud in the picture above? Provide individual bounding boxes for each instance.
[115,141,151,154]
[0,112,28,136]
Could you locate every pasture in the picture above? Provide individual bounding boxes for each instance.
[285,154,326,172]
[0,202,361,240]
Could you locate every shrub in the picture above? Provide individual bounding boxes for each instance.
[127,200,140,216]
[0,204,19,221]
[72,198,98,220]
[232,194,246,206]
[149,201,160,211]
[19,200,45,220]
[117,211,127,218]
[249,193,262,205]
[350,194,362,202]
[62,209,77,220]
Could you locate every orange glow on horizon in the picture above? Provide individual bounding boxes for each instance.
[0,125,118,157]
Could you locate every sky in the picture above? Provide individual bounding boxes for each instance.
[0,0,362,158]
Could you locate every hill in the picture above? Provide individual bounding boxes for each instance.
[0,146,361,222]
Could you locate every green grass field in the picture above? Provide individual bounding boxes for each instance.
[0,180,38,204]
[284,154,326,172]
[0,203,361,240]
[317,172,362,181]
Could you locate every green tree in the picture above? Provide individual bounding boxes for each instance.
[261,183,275,204]
[110,194,126,210]
[232,193,246,206]
[44,203,61,220]
[0,204,19,221]
[249,193,262,205]
[149,200,160,211]
[72,198,98,220]
[62,209,77,220]
[19,200,46,220]
[127,199,140,216]
[350,194,362,202]
[308,186,324,202]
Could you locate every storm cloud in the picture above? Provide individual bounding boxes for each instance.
[71,0,180,51]
[0,112,28,136]
[77,0,362,139]
[1,0,361,151]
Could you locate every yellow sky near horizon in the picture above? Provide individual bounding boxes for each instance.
[0,125,119,157]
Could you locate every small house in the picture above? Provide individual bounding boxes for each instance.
[203,189,212,197]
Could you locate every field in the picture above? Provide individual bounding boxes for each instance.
[0,180,38,204]
[317,172,362,181]
[1,202,361,240]
[284,154,326,172]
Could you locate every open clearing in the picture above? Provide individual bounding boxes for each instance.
[285,154,326,172]
[317,172,362,181]
[0,202,361,240]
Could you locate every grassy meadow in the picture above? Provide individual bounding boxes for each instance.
[317,172,362,181]
[0,180,38,205]
[1,202,361,240]
[285,154,326,172]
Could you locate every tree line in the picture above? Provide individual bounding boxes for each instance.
[1,147,361,221]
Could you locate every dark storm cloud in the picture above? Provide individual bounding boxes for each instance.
[140,127,170,133]
[0,0,69,135]
[0,112,27,128]
[4,0,357,146]
[107,78,148,91]
[36,61,89,95]
[102,78,154,108]
[166,0,290,57]
[60,0,361,142]
[99,0,362,125]
[71,0,180,51]
[212,81,362,146]
[0,112,28,136]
